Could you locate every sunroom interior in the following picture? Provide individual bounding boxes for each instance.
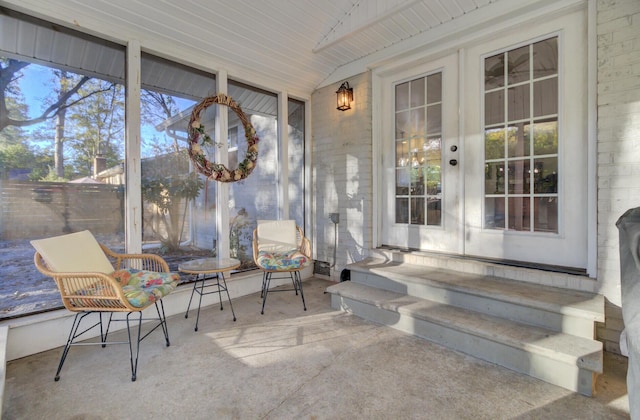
[0,0,637,417]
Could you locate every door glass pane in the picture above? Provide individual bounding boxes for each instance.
[410,108,424,137]
[396,82,409,111]
[485,162,505,194]
[508,159,530,194]
[396,110,410,138]
[427,198,441,226]
[396,198,409,223]
[485,128,505,160]
[533,157,558,194]
[507,123,530,158]
[396,168,410,195]
[533,77,558,117]
[534,197,558,232]
[483,36,558,233]
[533,38,558,78]
[411,197,425,224]
[508,197,530,231]
[426,137,442,195]
[410,77,425,107]
[485,53,505,89]
[411,168,424,195]
[396,140,410,166]
[533,119,558,155]
[507,45,530,84]
[508,85,530,121]
[427,73,442,103]
[485,91,504,125]
[395,71,443,226]
[485,197,505,228]
[426,104,442,135]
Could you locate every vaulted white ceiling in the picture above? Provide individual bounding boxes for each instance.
[1,0,557,96]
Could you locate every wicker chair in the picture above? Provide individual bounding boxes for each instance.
[31,230,179,382]
[252,220,311,314]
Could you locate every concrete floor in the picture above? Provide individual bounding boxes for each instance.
[3,278,631,419]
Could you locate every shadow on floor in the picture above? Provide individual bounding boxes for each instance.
[3,278,630,419]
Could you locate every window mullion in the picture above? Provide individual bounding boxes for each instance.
[125,39,142,253]
[216,70,231,259]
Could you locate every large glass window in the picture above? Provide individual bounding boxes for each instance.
[394,72,443,226]
[483,37,558,232]
[226,80,279,269]
[0,9,306,318]
[0,10,126,318]
[140,53,215,255]
[288,98,305,228]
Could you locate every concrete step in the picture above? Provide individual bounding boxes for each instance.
[326,281,603,396]
[347,257,604,339]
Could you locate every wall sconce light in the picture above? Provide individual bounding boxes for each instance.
[336,81,353,111]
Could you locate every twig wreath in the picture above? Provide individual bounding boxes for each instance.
[187,93,259,182]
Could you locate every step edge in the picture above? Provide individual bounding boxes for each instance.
[327,283,603,372]
[346,259,605,322]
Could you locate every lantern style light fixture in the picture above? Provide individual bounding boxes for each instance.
[336,81,353,111]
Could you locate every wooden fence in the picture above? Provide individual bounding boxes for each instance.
[0,180,123,240]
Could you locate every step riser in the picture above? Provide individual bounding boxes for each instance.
[351,271,596,339]
[369,249,598,293]
[332,294,597,396]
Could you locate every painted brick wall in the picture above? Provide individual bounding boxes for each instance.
[311,72,373,280]
[596,0,640,353]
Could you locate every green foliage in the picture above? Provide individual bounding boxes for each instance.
[141,171,203,213]
[65,80,124,175]
[229,208,252,261]
[40,166,67,182]
[0,143,53,180]
[141,152,204,251]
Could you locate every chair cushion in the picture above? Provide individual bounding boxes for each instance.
[112,269,180,308]
[30,230,114,274]
[257,220,298,254]
[256,249,310,271]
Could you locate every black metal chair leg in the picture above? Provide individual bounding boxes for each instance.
[220,273,237,321]
[155,300,170,346]
[126,311,143,382]
[261,272,271,315]
[261,272,267,298]
[185,278,198,319]
[194,276,207,331]
[55,313,84,381]
[291,272,300,295]
[295,271,307,311]
[103,312,114,347]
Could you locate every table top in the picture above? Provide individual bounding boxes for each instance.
[178,257,241,274]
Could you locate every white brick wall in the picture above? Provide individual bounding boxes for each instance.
[310,1,638,354]
[596,0,640,353]
[311,72,373,280]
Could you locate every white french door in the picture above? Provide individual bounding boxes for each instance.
[380,53,462,254]
[379,7,589,271]
[463,9,588,269]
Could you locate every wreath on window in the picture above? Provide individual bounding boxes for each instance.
[187,93,259,182]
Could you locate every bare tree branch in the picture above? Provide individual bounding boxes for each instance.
[0,59,115,130]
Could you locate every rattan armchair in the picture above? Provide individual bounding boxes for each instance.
[32,230,179,381]
[252,220,311,314]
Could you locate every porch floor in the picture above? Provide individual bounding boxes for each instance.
[3,278,630,419]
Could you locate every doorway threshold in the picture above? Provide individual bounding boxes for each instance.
[377,245,587,277]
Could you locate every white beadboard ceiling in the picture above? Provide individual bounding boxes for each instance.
[1,0,560,96]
